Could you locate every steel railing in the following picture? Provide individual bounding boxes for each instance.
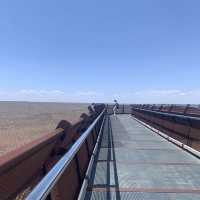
[132,104,200,117]
[26,109,105,200]
[132,107,200,151]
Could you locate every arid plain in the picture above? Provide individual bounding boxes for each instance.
[0,102,89,156]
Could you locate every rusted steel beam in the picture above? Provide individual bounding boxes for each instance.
[132,106,200,151]
[25,108,105,200]
[132,104,200,117]
[0,103,105,200]
[0,128,64,200]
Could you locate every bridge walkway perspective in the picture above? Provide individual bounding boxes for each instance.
[84,114,200,200]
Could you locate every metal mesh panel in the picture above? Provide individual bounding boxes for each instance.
[85,191,200,200]
[85,114,200,200]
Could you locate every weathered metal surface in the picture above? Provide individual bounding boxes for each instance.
[0,104,105,200]
[132,107,200,150]
[0,128,64,200]
[85,114,200,200]
[26,109,105,200]
[132,104,200,117]
[85,191,200,200]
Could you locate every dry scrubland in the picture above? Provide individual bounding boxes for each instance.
[0,102,89,156]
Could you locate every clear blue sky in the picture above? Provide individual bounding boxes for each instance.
[0,0,200,103]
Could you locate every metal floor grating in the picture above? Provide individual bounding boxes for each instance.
[84,114,200,200]
[85,191,200,200]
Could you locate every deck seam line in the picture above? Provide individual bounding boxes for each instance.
[87,187,200,193]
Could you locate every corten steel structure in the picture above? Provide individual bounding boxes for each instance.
[0,104,105,200]
[1,103,200,199]
[26,109,106,200]
[83,114,200,200]
[132,104,200,117]
[132,104,200,151]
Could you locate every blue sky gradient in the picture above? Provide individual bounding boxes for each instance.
[0,0,200,103]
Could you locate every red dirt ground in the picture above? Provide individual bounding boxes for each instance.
[0,102,89,156]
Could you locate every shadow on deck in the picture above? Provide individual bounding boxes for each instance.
[84,114,200,200]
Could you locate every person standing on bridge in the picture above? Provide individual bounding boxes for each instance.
[113,100,119,116]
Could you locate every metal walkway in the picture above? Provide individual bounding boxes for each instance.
[84,114,200,200]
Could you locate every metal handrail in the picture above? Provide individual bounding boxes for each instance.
[133,108,200,121]
[26,109,105,200]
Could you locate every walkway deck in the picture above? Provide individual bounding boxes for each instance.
[84,114,200,200]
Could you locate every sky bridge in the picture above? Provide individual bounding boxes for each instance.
[1,104,200,200]
[83,114,200,200]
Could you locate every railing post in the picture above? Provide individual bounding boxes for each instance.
[169,104,173,113]
[186,118,192,147]
[184,104,190,115]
